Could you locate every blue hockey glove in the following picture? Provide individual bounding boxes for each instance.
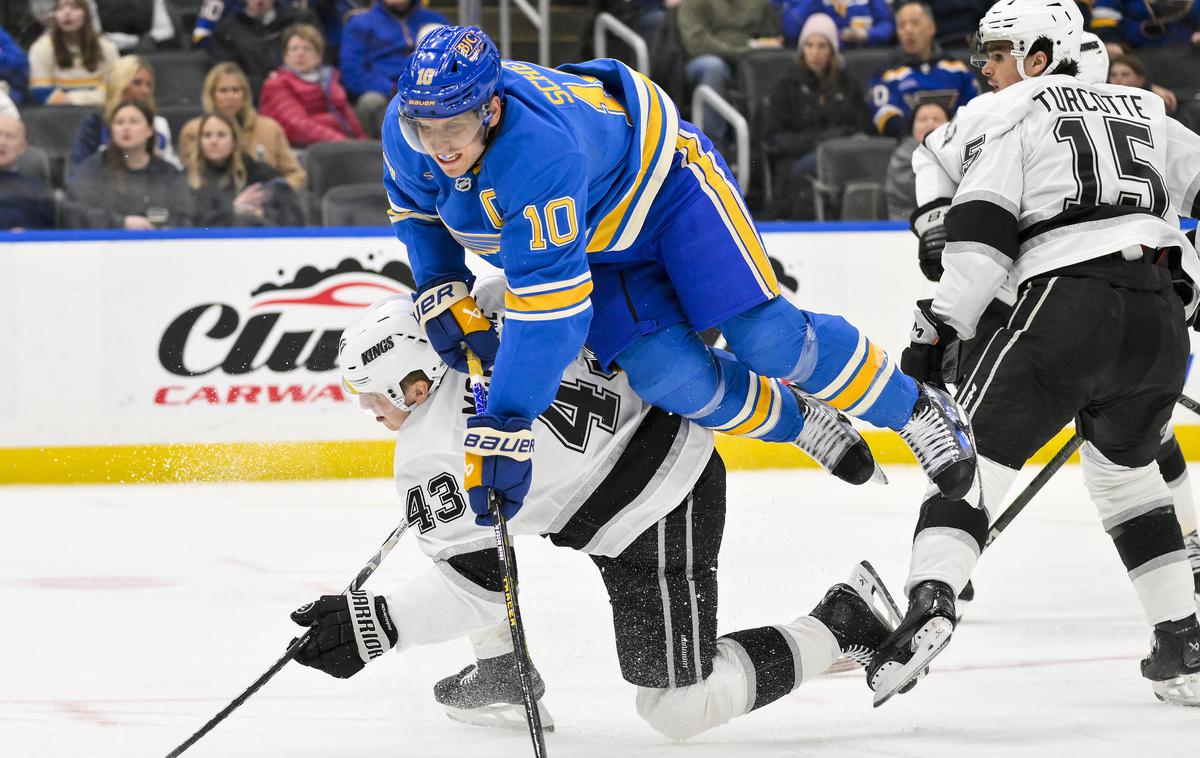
[289,590,398,679]
[900,299,960,388]
[413,277,500,373]
[464,415,535,526]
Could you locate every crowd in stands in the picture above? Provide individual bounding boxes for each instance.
[2,0,1200,231]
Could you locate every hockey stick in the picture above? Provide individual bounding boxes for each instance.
[465,349,548,758]
[984,432,1083,548]
[163,519,410,758]
[1177,393,1200,417]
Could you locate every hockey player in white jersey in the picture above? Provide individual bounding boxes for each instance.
[285,278,902,738]
[910,31,1200,607]
[870,0,1200,707]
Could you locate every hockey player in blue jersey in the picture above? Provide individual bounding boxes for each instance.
[381,25,977,526]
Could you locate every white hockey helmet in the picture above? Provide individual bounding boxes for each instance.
[1077,31,1109,84]
[339,294,449,412]
[973,0,1085,78]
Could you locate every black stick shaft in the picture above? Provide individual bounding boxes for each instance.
[985,433,1083,548]
[1177,393,1200,416]
[467,351,547,757]
[164,520,409,757]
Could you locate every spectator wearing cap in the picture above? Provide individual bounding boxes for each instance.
[765,13,869,218]
[780,0,895,48]
[0,114,56,230]
[867,0,978,138]
[259,24,366,147]
[340,0,448,139]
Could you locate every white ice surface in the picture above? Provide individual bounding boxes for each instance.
[3,465,1198,758]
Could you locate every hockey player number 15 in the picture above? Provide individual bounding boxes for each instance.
[522,197,578,250]
[1054,115,1169,216]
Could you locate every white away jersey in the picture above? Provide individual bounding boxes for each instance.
[924,74,1200,338]
[382,353,714,652]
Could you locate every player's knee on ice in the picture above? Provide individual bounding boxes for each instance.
[633,640,751,741]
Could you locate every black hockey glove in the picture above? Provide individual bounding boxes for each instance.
[290,590,398,679]
[910,199,950,282]
[900,299,960,388]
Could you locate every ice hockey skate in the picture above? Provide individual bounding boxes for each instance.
[1141,616,1200,706]
[898,383,976,500]
[791,387,887,486]
[820,561,903,674]
[867,579,956,707]
[434,652,555,732]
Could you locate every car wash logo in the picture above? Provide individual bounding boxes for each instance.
[154,257,415,406]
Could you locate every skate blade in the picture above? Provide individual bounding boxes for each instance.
[869,463,889,485]
[1151,673,1200,706]
[848,560,903,628]
[443,701,556,732]
[823,656,862,675]
[871,616,954,708]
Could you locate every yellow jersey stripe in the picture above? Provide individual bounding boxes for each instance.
[813,333,867,401]
[588,72,665,253]
[723,377,776,437]
[828,341,887,411]
[506,300,592,321]
[510,272,592,296]
[676,129,779,298]
[847,354,896,416]
[506,280,594,314]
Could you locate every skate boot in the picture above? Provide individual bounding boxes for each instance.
[867,579,957,707]
[898,383,976,500]
[434,651,555,731]
[792,387,887,486]
[1141,615,1200,706]
[956,580,975,623]
[821,561,904,674]
[1184,531,1200,605]
[811,583,894,670]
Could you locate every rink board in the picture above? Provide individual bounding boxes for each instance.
[1,223,1198,484]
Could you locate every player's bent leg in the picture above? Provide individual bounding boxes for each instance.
[1082,441,1200,705]
[722,300,975,497]
[1157,428,1200,599]
[636,583,893,739]
[616,326,879,484]
[870,456,1018,706]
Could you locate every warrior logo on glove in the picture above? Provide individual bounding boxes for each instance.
[290,590,399,679]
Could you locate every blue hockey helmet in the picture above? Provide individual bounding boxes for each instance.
[396,25,502,153]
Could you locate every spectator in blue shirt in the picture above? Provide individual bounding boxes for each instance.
[0,26,28,105]
[0,114,56,231]
[867,0,977,137]
[781,0,895,48]
[1092,0,1200,50]
[339,0,446,138]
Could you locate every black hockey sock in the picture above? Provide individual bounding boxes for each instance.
[1157,435,1187,486]
[1109,506,1187,573]
[719,627,798,712]
[914,494,990,552]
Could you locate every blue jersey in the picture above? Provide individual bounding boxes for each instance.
[382,58,681,422]
[868,54,979,137]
